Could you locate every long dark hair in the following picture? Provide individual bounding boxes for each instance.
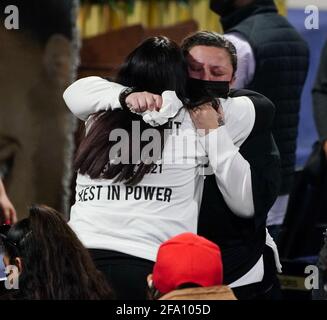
[3,205,113,300]
[74,36,188,185]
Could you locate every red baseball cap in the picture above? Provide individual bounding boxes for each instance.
[152,232,223,294]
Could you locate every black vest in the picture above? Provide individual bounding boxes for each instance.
[222,0,309,195]
[198,89,281,284]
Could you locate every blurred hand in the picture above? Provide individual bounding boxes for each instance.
[0,180,17,225]
[125,92,163,113]
[190,102,225,136]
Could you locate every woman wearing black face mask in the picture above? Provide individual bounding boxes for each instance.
[64,33,281,300]
[182,31,282,300]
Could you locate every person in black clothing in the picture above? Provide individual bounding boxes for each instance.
[311,42,327,300]
[313,40,327,159]
[210,0,310,242]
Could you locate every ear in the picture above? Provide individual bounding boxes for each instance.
[147,274,153,287]
[230,75,236,88]
[43,34,74,87]
[14,257,23,274]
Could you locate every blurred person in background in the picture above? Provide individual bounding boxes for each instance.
[313,40,327,159]
[0,205,113,300]
[312,42,327,301]
[0,0,78,219]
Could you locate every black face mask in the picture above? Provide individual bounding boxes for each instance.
[186,77,230,107]
[210,0,237,17]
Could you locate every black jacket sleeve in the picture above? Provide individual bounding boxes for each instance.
[230,88,281,229]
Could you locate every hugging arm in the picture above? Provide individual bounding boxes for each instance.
[193,96,256,218]
[63,76,162,120]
